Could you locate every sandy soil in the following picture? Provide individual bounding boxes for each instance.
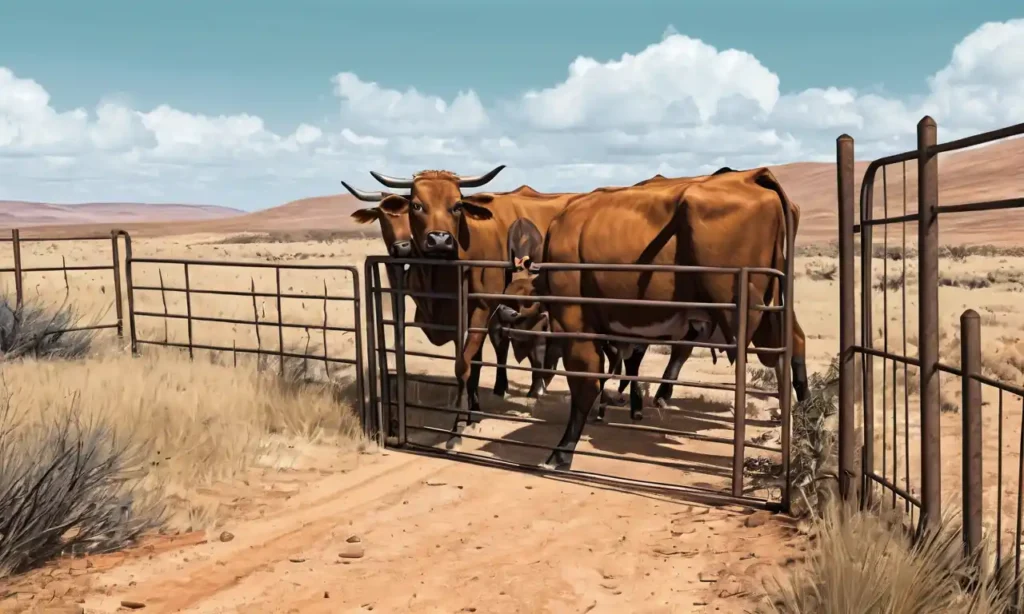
[2,445,804,614]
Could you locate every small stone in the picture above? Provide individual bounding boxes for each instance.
[120,601,146,609]
[219,531,235,543]
[745,511,773,528]
[324,592,330,599]
[425,480,446,487]
[339,544,365,559]
[698,571,720,583]
[346,535,361,544]
[289,557,306,563]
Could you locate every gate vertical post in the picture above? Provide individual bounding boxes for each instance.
[363,261,381,443]
[837,134,859,502]
[917,116,941,531]
[393,261,408,447]
[121,232,138,355]
[11,229,23,308]
[960,309,982,557]
[110,230,124,339]
[351,267,367,438]
[373,263,395,445]
[732,269,749,498]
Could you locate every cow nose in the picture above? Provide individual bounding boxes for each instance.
[496,304,519,325]
[390,240,412,258]
[424,231,455,255]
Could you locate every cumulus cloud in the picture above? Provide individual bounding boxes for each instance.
[1,18,1023,207]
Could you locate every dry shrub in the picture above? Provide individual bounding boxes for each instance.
[213,230,370,245]
[0,294,98,360]
[797,243,838,259]
[805,262,837,282]
[764,501,1017,613]
[982,337,1024,387]
[941,273,991,290]
[873,271,906,292]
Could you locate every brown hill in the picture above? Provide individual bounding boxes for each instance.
[0,201,242,229]
[7,135,1023,246]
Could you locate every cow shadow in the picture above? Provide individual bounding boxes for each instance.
[392,373,782,488]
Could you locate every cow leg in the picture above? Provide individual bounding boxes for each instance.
[542,338,603,471]
[594,344,626,423]
[753,309,810,404]
[654,340,697,409]
[450,306,490,450]
[526,341,547,398]
[621,345,647,421]
[492,335,510,398]
[542,338,563,390]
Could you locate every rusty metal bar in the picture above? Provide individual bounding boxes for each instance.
[12,229,23,308]
[837,133,857,502]
[120,232,138,354]
[780,165,796,514]
[110,230,124,338]
[350,267,366,432]
[860,140,876,510]
[184,263,194,360]
[275,267,285,376]
[864,472,923,508]
[132,285,355,302]
[854,346,921,367]
[917,115,941,531]
[394,262,408,446]
[960,309,982,558]
[132,257,364,274]
[363,260,381,442]
[132,310,357,333]
[927,121,1024,154]
[373,264,395,443]
[134,339,358,364]
[732,269,749,497]
[469,291,742,310]
[468,325,746,352]
[19,264,112,273]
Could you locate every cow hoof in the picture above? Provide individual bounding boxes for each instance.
[526,384,546,399]
[493,382,508,398]
[445,436,463,451]
[630,411,644,422]
[540,453,572,472]
[655,397,670,409]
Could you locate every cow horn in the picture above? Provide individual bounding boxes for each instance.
[369,171,415,189]
[340,181,393,202]
[458,165,506,188]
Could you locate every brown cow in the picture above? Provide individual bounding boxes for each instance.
[515,167,807,470]
[348,168,576,444]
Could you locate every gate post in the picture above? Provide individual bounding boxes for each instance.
[960,309,982,557]
[110,230,124,339]
[837,134,859,503]
[11,229,23,308]
[917,115,941,531]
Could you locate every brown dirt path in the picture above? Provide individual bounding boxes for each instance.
[68,450,801,614]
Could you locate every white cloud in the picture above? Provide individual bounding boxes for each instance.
[2,19,1023,207]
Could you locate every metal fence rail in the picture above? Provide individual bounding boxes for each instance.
[123,248,367,424]
[838,116,1024,599]
[0,228,128,340]
[365,254,794,510]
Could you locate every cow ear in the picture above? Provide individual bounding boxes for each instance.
[350,207,382,224]
[465,193,494,205]
[458,200,493,221]
[379,194,409,217]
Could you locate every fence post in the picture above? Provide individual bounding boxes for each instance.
[960,309,982,557]
[732,269,749,498]
[120,232,138,355]
[11,229,23,308]
[110,230,124,338]
[917,115,941,531]
[837,133,859,503]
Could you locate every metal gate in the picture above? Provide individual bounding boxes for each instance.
[364,254,795,510]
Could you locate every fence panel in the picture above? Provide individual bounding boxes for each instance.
[365,255,794,509]
[838,116,1024,592]
[0,228,128,342]
[124,251,366,423]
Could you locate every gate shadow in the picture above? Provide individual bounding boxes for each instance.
[395,373,781,485]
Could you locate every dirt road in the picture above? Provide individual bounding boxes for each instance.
[63,448,800,614]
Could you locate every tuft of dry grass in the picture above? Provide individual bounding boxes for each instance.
[212,230,370,245]
[805,262,837,282]
[0,294,99,360]
[764,501,1017,613]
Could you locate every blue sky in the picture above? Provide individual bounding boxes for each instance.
[1,1,1022,209]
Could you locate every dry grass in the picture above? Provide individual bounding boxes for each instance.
[211,229,369,245]
[764,500,1019,613]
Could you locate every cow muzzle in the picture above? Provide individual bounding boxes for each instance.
[389,240,413,259]
[496,304,519,325]
[423,231,456,258]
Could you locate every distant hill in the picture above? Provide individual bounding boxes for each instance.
[0,201,243,229]
[6,134,1023,245]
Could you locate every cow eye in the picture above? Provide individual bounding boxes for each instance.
[411,202,424,212]
[451,201,463,214]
